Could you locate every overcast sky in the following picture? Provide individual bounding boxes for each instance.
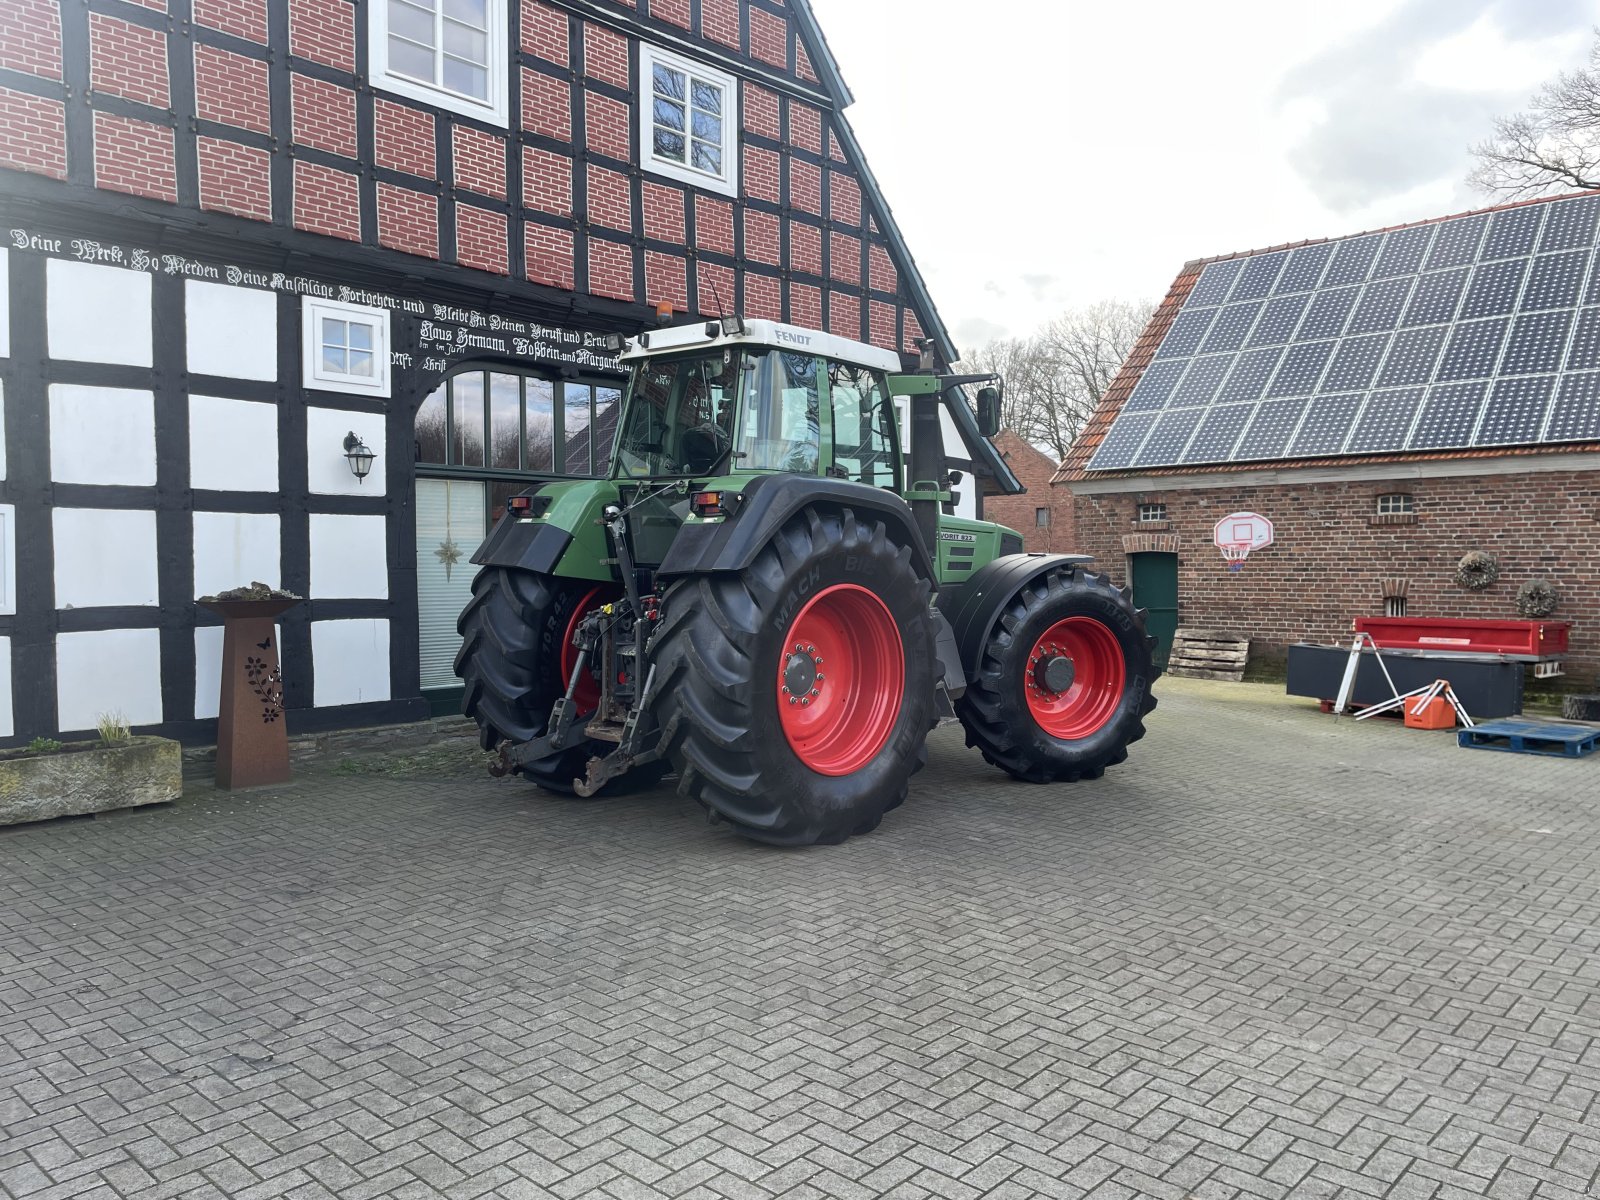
[806,0,1599,355]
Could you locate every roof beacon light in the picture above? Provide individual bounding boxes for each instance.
[655,301,674,326]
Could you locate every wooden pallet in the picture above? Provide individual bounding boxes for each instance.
[1165,627,1249,682]
[1458,719,1600,759]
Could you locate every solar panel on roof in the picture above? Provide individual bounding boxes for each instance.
[1086,192,1600,471]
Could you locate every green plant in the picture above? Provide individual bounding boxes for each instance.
[26,737,64,754]
[95,711,131,747]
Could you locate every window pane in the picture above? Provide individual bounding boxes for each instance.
[564,385,593,475]
[489,372,521,470]
[321,346,347,374]
[691,109,720,142]
[827,363,893,487]
[415,384,448,463]
[389,0,436,46]
[592,387,621,475]
[653,63,685,101]
[442,56,487,98]
[525,379,555,470]
[347,350,374,377]
[653,130,686,162]
[347,322,372,352]
[691,143,721,175]
[323,318,348,349]
[653,97,685,132]
[388,35,435,81]
[443,19,487,64]
[452,372,486,467]
[444,0,486,28]
[690,79,721,115]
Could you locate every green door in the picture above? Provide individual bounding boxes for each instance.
[1129,552,1179,673]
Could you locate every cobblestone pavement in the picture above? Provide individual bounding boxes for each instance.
[4,679,1600,1200]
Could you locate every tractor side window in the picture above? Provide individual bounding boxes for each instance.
[826,362,897,488]
[740,352,820,474]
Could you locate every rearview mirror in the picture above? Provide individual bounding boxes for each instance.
[975,385,1002,437]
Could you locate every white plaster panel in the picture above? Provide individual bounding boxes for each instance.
[186,280,278,380]
[194,622,281,720]
[53,508,160,609]
[189,395,278,492]
[0,636,11,738]
[193,512,280,599]
[0,504,12,617]
[311,619,391,707]
[309,513,388,599]
[0,250,9,359]
[306,406,387,496]
[48,385,157,486]
[47,260,153,367]
[56,628,164,731]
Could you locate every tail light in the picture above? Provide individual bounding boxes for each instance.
[691,491,728,518]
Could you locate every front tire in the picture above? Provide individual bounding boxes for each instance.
[650,504,937,846]
[956,565,1157,783]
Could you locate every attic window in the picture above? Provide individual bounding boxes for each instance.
[1137,502,1167,523]
[640,44,738,197]
[372,0,509,126]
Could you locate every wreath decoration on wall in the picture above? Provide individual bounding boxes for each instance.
[1454,551,1500,591]
[1515,578,1560,618]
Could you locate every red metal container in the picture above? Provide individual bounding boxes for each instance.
[1354,617,1570,658]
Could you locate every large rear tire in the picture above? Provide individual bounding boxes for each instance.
[455,567,668,796]
[956,565,1157,783]
[649,504,937,846]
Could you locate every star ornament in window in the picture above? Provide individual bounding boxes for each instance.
[436,538,463,580]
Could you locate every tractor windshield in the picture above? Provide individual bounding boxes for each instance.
[614,349,743,478]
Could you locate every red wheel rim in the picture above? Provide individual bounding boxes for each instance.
[561,585,616,714]
[1024,616,1125,739]
[776,583,905,776]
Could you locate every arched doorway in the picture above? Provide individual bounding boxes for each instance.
[413,366,623,707]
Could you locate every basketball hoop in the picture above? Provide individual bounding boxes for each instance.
[1220,543,1251,572]
[1213,511,1275,572]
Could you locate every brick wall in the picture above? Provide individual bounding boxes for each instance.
[986,432,1071,552]
[2,0,942,354]
[1067,466,1600,681]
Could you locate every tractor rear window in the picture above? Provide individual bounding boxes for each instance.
[739,352,821,474]
[614,350,741,477]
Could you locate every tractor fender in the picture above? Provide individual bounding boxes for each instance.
[657,474,937,583]
[937,553,1098,679]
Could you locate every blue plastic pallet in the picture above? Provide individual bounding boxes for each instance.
[1459,719,1600,759]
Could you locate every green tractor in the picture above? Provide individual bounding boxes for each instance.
[455,318,1157,845]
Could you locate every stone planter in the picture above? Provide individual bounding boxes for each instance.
[0,736,181,826]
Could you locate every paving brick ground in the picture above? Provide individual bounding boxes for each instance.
[3,679,1600,1200]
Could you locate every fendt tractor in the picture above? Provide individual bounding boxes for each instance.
[454,318,1157,846]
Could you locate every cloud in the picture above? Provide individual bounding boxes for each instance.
[1278,0,1594,211]
[952,315,1010,352]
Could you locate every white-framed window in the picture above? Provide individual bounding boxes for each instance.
[0,503,14,617]
[639,43,738,197]
[1137,502,1167,523]
[303,297,392,398]
[1376,493,1415,516]
[372,0,508,126]
[1035,507,1050,527]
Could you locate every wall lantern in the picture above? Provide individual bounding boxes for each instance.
[343,431,375,483]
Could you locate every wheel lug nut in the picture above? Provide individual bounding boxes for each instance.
[816,673,825,682]
[801,698,810,706]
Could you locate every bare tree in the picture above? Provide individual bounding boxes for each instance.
[1471,32,1600,197]
[964,300,1154,459]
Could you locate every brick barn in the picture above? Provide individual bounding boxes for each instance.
[1054,190,1600,683]
[0,0,1000,745]
[984,430,1070,554]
